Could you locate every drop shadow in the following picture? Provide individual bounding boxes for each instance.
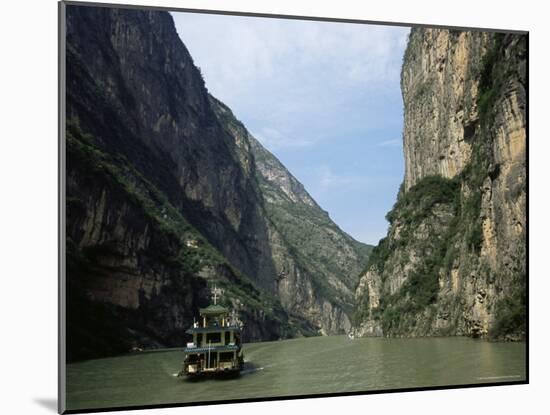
[34,398,57,413]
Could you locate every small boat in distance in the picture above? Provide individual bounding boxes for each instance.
[179,288,244,378]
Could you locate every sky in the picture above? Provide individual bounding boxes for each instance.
[172,12,410,245]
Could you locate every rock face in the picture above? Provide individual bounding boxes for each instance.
[65,5,369,361]
[353,29,527,341]
[209,97,371,334]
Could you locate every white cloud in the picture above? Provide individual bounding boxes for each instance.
[319,165,354,188]
[377,138,402,147]
[171,12,409,148]
[308,165,400,196]
[170,12,408,246]
[253,127,313,151]
[172,14,408,94]
[316,165,368,190]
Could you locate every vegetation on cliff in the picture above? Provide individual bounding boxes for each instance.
[66,121,307,360]
[209,95,372,332]
[474,33,527,340]
[65,5,369,361]
[353,30,526,340]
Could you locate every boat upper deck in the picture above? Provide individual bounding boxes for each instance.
[186,325,241,334]
[183,344,239,354]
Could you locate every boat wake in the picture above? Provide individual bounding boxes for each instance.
[240,362,276,376]
[240,367,265,375]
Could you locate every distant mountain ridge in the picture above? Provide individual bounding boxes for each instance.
[65,5,371,361]
[209,96,372,333]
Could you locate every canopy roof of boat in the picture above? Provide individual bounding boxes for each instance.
[199,304,229,316]
[186,325,241,334]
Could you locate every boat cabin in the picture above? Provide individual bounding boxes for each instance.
[182,303,243,377]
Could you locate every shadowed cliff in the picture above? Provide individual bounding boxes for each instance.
[65,5,371,361]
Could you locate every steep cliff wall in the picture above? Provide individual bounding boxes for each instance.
[209,97,371,334]
[65,5,369,360]
[353,29,527,340]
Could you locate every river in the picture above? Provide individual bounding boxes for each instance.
[66,335,526,411]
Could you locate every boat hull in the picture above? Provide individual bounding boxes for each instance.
[180,353,244,379]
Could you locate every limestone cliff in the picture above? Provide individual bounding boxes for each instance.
[209,97,371,334]
[353,29,527,340]
[65,5,369,361]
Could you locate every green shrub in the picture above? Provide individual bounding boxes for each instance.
[403,263,440,309]
[477,33,505,123]
[386,175,460,226]
[381,306,402,332]
[490,290,526,339]
[466,223,483,252]
[363,237,391,274]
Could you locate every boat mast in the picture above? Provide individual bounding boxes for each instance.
[212,285,222,305]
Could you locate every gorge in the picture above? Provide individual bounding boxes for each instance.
[65,5,371,361]
[64,5,527,363]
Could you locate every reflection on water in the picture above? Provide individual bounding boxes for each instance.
[66,336,526,411]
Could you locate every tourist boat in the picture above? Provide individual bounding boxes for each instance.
[180,292,244,378]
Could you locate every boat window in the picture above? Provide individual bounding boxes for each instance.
[187,354,201,363]
[225,331,230,344]
[206,332,221,343]
[219,352,234,361]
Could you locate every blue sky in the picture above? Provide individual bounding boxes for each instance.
[172,12,409,245]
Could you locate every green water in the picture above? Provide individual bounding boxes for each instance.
[66,336,526,411]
